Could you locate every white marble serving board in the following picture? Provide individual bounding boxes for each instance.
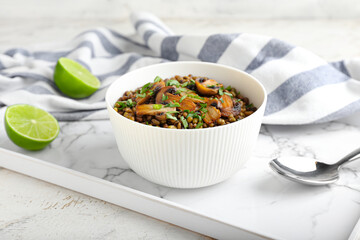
[1,106,360,240]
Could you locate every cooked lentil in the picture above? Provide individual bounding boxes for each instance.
[114,75,257,129]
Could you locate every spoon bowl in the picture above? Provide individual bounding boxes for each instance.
[269,147,360,185]
[269,157,340,185]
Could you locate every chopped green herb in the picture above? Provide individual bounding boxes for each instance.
[126,99,136,107]
[141,82,152,94]
[188,95,205,100]
[180,116,188,129]
[149,90,154,96]
[136,93,146,98]
[154,76,161,82]
[199,103,207,108]
[166,79,180,87]
[207,85,216,88]
[162,94,168,101]
[219,86,224,96]
[190,79,196,84]
[224,92,233,98]
[199,103,208,113]
[165,112,178,120]
[176,87,188,92]
[179,95,187,103]
[181,82,189,87]
[246,103,254,109]
[219,97,224,103]
[195,122,203,129]
[165,101,181,108]
[116,101,127,110]
[167,111,179,114]
[153,104,163,110]
[225,85,232,91]
[236,99,242,102]
[193,112,203,121]
[187,113,194,118]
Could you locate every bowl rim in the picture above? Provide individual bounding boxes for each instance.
[105,61,267,132]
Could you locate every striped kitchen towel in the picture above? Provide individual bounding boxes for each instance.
[0,12,359,125]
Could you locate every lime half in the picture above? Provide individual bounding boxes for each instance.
[5,104,60,151]
[54,58,100,99]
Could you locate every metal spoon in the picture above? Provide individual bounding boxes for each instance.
[269,147,360,185]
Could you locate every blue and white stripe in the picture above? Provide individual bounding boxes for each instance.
[0,12,359,124]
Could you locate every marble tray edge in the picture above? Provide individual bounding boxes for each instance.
[0,147,274,240]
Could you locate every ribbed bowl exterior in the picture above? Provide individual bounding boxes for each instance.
[106,62,267,188]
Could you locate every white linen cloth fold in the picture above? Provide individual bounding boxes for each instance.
[0,12,359,124]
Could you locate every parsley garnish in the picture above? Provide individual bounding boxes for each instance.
[136,93,146,98]
[181,82,189,87]
[246,103,254,109]
[177,87,188,92]
[224,92,233,98]
[219,97,224,103]
[165,101,181,108]
[141,83,152,94]
[116,101,127,110]
[180,116,188,129]
[162,94,168,101]
[117,99,136,109]
[225,85,232,91]
[179,95,187,103]
[193,112,203,121]
[154,76,161,82]
[188,95,204,100]
[166,79,180,87]
[219,86,224,96]
[199,103,208,113]
[166,112,178,120]
[195,122,203,129]
[126,99,136,107]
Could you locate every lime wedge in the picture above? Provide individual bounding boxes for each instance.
[54,58,100,98]
[5,104,60,151]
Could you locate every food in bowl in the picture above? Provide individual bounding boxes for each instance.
[113,74,257,129]
[106,62,267,188]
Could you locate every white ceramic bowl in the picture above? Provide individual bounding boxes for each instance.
[106,62,267,188]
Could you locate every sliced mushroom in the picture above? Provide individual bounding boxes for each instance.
[187,95,208,104]
[203,106,221,124]
[152,81,166,94]
[207,98,221,109]
[220,94,241,117]
[135,81,166,104]
[165,94,197,111]
[135,104,176,116]
[155,86,176,104]
[135,94,151,105]
[195,79,223,96]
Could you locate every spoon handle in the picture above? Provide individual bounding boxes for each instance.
[335,146,360,167]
